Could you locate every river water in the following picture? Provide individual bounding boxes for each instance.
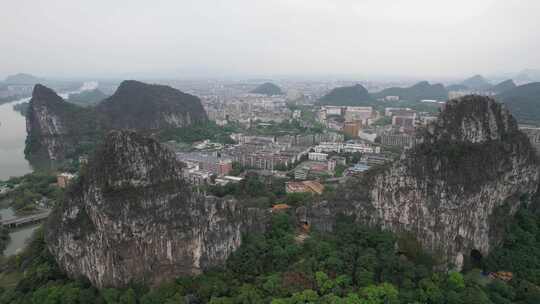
[0,97,32,180]
[0,81,97,256]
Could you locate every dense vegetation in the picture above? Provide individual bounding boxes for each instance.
[206,172,313,208]
[250,119,324,136]
[0,226,9,253]
[0,172,62,214]
[157,121,239,144]
[6,207,540,303]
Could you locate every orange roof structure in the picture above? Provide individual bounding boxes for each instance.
[488,271,513,282]
[272,204,291,212]
[303,181,324,195]
[286,181,325,195]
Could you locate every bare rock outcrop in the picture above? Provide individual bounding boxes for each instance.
[316,96,539,268]
[46,130,266,288]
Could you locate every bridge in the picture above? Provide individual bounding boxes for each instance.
[1,211,51,229]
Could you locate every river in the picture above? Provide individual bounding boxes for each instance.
[0,81,98,181]
[0,81,98,256]
[0,97,32,180]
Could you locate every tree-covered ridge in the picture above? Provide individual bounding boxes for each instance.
[319,84,374,106]
[373,81,448,101]
[250,83,284,96]
[461,75,492,90]
[157,121,239,144]
[6,207,540,303]
[492,80,517,95]
[497,82,540,126]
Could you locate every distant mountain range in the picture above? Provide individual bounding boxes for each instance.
[67,89,108,107]
[446,84,469,91]
[446,76,517,95]
[374,81,447,101]
[460,75,493,90]
[4,73,45,85]
[492,79,517,95]
[250,82,283,96]
[515,69,540,82]
[497,82,540,125]
[320,81,449,106]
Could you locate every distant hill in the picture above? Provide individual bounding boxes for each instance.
[515,69,540,83]
[4,73,45,85]
[497,82,540,125]
[25,80,209,163]
[446,84,469,91]
[319,84,374,106]
[492,79,517,94]
[96,80,208,130]
[250,82,283,96]
[461,75,492,90]
[67,89,108,106]
[374,81,448,101]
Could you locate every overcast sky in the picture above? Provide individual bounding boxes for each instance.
[1,0,539,80]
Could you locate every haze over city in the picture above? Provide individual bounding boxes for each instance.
[3,1,540,302]
[2,0,540,80]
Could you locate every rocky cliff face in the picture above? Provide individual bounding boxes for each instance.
[25,81,208,163]
[46,130,266,288]
[323,96,539,268]
[25,84,97,162]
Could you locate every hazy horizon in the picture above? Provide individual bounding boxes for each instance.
[2,0,539,80]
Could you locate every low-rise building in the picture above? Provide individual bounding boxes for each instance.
[308,152,328,161]
[358,130,378,142]
[183,170,212,185]
[57,173,76,188]
[294,167,309,180]
[380,134,416,148]
[327,159,336,172]
[344,106,373,123]
[347,163,370,175]
[385,107,415,117]
[384,96,400,102]
[392,115,416,129]
[176,152,233,176]
[342,143,381,154]
[361,154,391,166]
[314,141,380,154]
[343,121,361,138]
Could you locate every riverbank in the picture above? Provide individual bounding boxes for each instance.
[0,206,47,256]
[0,82,97,256]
